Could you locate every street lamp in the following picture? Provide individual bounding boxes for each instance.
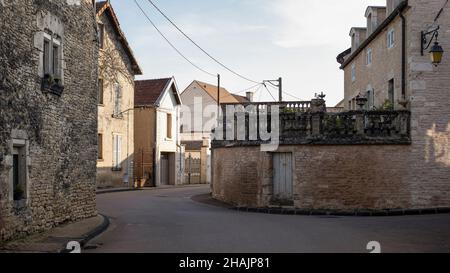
[421,26,444,66]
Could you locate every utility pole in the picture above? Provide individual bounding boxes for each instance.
[278,77,282,102]
[263,77,283,102]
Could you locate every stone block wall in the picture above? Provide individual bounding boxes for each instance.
[0,0,99,242]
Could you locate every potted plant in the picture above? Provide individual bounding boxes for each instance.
[381,99,394,110]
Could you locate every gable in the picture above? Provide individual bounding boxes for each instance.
[96,1,142,75]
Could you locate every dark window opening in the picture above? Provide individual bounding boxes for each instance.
[98,134,103,160]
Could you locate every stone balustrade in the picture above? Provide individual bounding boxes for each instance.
[213,101,411,147]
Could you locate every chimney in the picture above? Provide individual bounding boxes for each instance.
[246,92,254,102]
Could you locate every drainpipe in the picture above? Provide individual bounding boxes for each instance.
[400,11,407,100]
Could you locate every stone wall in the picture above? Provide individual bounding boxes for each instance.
[212,142,450,210]
[0,0,98,242]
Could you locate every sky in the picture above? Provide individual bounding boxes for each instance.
[110,0,386,106]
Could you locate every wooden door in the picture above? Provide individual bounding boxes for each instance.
[273,153,293,205]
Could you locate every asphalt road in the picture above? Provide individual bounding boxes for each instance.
[87,185,450,253]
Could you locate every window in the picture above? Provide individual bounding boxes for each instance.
[42,33,62,80]
[351,63,356,82]
[366,48,372,66]
[387,29,395,48]
[113,134,122,171]
[388,79,395,104]
[43,39,50,75]
[11,141,27,201]
[99,23,105,49]
[98,134,103,160]
[98,79,104,105]
[366,89,375,110]
[167,113,173,139]
[113,83,122,117]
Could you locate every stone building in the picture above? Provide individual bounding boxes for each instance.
[211,0,450,212]
[96,1,142,189]
[134,78,184,187]
[0,0,99,242]
[180,80,251,184]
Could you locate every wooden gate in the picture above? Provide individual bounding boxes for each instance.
[134,149,154,187]
[272,153,294,205]
[185,153,201,184]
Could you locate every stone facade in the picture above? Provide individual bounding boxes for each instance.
[96,1,142,188]
[0,0,99,242]
[211,0,450,211]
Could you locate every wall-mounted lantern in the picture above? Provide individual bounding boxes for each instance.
[421,26,444,66]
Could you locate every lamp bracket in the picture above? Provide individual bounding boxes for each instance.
[421,25,440,56]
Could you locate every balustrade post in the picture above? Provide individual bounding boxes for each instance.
[356,111,365,135]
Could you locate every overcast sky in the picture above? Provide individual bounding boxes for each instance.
[110,0,386,106]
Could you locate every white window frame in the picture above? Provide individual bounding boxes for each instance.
[387,28,395,49]
[112,134,123,171]
[366,48,373,66]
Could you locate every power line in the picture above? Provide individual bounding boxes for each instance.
[134,0,216,77]
[263,85,277,102]
[267,84,305,101]
[144,0,261,84]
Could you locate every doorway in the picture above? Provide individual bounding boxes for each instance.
[272,153,294,206]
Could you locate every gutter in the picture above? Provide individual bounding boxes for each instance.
[400,12,407,99]
[340,0,409,69]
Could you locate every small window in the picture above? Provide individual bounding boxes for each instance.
[366,48,372,66]
[351,63,356,82]
[167,113,173,139]
[387,29,395,48]
[98,79,104,105]
[11,143,27,201]
[99,23,105,49]
[98,134,103,160]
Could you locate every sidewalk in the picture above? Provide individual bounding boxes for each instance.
[0,215,109,253]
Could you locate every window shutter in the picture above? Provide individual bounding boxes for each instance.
[117,136,122,169]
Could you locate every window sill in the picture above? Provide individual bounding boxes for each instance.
[98,104,105,107]
[98,159,104,162]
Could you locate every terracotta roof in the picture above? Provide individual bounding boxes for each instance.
[96,1,142,75]
[135,78,172,106]
[193,81,249,104]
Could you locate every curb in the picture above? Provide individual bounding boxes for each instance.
[232,206,450,217]
[96,188,142,195]
[59,214,110,253]
[96,184,208,195]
